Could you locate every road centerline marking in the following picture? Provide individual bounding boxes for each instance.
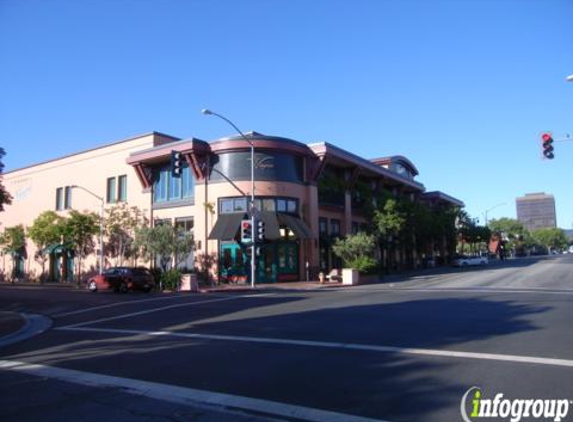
[56,326,573,368]
[0,359,388,422]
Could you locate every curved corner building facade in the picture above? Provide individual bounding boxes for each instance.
[1,130,464,283]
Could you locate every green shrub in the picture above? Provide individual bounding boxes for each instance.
[332,233,378,273]
[344,256,378,273]
[160,269,182,291]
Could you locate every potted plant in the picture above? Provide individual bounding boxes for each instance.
[332,233,377,285]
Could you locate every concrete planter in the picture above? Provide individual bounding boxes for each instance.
[179,274,199,292]
[342,268,359,285]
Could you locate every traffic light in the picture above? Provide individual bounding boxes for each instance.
[256,220,265,241]
[171,150,183,177]
[241,219,253,243]
[541,133,554,159]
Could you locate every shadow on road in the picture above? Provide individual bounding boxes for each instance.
[1,292,553,421]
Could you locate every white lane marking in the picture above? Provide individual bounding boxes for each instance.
[60,296,246,329]
[53,294,214,318]
[57,326,573,368]
[54,292,277,319]
[0,359,388,422]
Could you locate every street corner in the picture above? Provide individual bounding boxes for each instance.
[0,312,53,348]
[0,311,26,338]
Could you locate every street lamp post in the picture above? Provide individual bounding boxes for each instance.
[71,185,104,275]
[201,109,257,289]
[483,202,506,227]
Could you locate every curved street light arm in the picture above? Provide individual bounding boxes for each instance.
[201,109,254,148]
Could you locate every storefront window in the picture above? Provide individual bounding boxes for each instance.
[262,199,275,211]
[220,197,298,214]
[221,199,234,213]
[233,198,247,212]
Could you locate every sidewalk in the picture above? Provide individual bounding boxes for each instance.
[196,279,349,293]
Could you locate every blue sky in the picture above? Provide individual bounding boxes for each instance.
[1,0,572,227]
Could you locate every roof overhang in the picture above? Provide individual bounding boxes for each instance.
[126,138,211,188]
[422,191,465,207]
[308,142,425,192]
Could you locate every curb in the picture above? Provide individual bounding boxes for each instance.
[0,313,53,348]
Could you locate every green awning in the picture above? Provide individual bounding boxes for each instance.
[43,244,59,254]
[277,213,313,239]
[208,213,246,241]
[43,243,74,255]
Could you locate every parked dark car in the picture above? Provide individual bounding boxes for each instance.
[87,267,155,293]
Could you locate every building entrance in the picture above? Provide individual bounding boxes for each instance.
[219,241,299,284]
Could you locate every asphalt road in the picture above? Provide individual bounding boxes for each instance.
[1,255,573,422]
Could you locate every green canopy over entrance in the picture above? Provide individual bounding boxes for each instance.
[208,213,246,241]
[276,213,313,239]
[43,243,74,255]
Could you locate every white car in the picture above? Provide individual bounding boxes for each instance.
[452,256,488,267]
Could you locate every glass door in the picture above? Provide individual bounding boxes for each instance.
[277,242,299,281]
[220,243,248,283]
[257,244,277,283]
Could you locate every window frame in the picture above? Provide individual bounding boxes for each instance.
[55,187,64,211]
[106,177,117,204]
[118,175,127,202]
[64,186,72,209]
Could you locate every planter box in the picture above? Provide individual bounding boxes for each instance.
[342,268,359,285]
[180,274,199,292]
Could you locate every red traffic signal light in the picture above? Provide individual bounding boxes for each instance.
[241,219,253,243]
[541,133,554,160]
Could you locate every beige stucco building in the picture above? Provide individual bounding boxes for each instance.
[0,130,463,284]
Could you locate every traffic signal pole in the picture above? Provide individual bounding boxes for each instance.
[202,109,258,289]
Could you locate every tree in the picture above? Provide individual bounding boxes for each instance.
[27,211,65,282]
[0,148,12,212]
[434,205,458,259]
[399,200,436,263]
[488,218,534,255]
[532,228,568,252]
[373,198,406,272]
[63,210,99,284]
[104,203,148,266]
[0,225,26,280]
[134,222,194,273]
[488,218,528,239]
[332,232,377,273]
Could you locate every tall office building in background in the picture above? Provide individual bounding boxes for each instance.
[516,192,557,232]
